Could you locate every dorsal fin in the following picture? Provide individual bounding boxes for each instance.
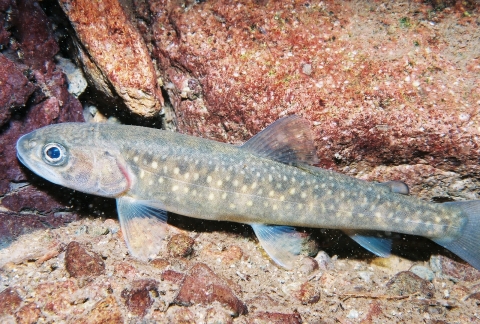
[241,115,319,166]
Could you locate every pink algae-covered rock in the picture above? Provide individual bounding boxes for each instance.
[147,0,479,180]
[174,263,248,316]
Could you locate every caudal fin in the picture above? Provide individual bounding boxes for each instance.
[432,200,480,270]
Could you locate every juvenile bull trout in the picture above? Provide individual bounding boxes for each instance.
[16,116,480,269]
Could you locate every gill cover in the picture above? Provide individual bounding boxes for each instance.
[16,126,131,198]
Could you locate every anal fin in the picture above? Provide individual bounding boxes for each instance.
[344,230,392,257]
[251,223,303,269]
[117,196,169,261]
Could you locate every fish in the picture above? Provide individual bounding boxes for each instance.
[16,115,480,269]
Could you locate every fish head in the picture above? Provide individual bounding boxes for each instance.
[16,123,131,198]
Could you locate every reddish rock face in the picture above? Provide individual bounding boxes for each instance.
[65,241,106,278]
[0,0,84,245]
[174,263,248,316]
[146,0,479,177]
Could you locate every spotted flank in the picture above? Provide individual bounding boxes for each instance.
[16,116,480,270]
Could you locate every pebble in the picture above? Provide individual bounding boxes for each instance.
[173,263,247,316]
[386,271,435,298]
[430,255,480,282]
[315,251,334,270]
[65,241,105,278]
[121,280,158,317]
[410,265,435,281]
[167,234,195,258]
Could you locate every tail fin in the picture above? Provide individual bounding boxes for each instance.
[432,200,480,270]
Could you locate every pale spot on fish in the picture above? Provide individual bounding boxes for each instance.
[192,189,197,196]
[152,161,158,169]
[241,185,247,192]
[268,174,273,182]
[172,185,179,191]
[148,180,153,185]
[158,177,164,183]
[269,190,275,197]
[233,180,239,187]
[184,172,190,180]
[207,176,212,183]
[140,170,145,179]
[163,166,168,173]
[194,173,199,180]
[247,201,253,206]
[251,182,257,189]
[174,167,180,175]
[289,188,296,195]
[208,193,214,200]
[280,195,285,201]
[133,156,139,163]
[229,204,236,209]
[257,189,263,195]
[300,192,307,199]
[221,192,227,199]
[272,204,278,210]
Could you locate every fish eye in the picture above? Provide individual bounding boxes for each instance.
[42,143,67,165]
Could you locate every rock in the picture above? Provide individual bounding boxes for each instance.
[15,303,42,324]
[167,234,195,258]
[58,0,163,117]
[162,270,184,284]
[0,288,22,316]
[386,271,435,298]
[430,255,480,282]
[55,56,88,98]
[247,311,302,324]
[174,263,247,316]
[0,54,35,126]
[34,280,78,318]
[76,296,123,324]
[146,0,479,185]
[205,307,233,324]
[65,241,105,278]
[169,308,195,324]
[410,265,435,281]
[121,279,158,317]
[298,257,319,275]
[295,281,320,305]
[150,258,170,270]
[315,251,335,271]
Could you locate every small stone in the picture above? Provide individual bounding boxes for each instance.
[0,288,22,316]
[103,219,120,234]
[295,281,320,305]
[410,265,435,281]
[78,296,123,324]
[220,245,243,265]
[170,308,195,324]
[174,263,247,316]
[248,311,302,324]
[386,271,435,298]
[65,241,105,278]
[89,226,109,236]
[430,255,480,282]
[167,234,195,258]
[15,303,41,324]
[150,258,170,270]
[302,63,313,75]
[315,251,334,270]
[162,270,184,284]
[121,279,158,317]
[298,257,319,275]
[347,309,359,319]
[466,292,480,305]
[205,307,233,324]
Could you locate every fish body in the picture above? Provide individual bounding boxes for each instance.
[16,116,480,269]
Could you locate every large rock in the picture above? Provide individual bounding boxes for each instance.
[57,0,163,117]
[0,0,84,245]
[144,0,479,191]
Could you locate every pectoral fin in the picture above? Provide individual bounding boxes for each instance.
[117,196,169,261]
[251,223,303,269]
[344,230,392,257]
